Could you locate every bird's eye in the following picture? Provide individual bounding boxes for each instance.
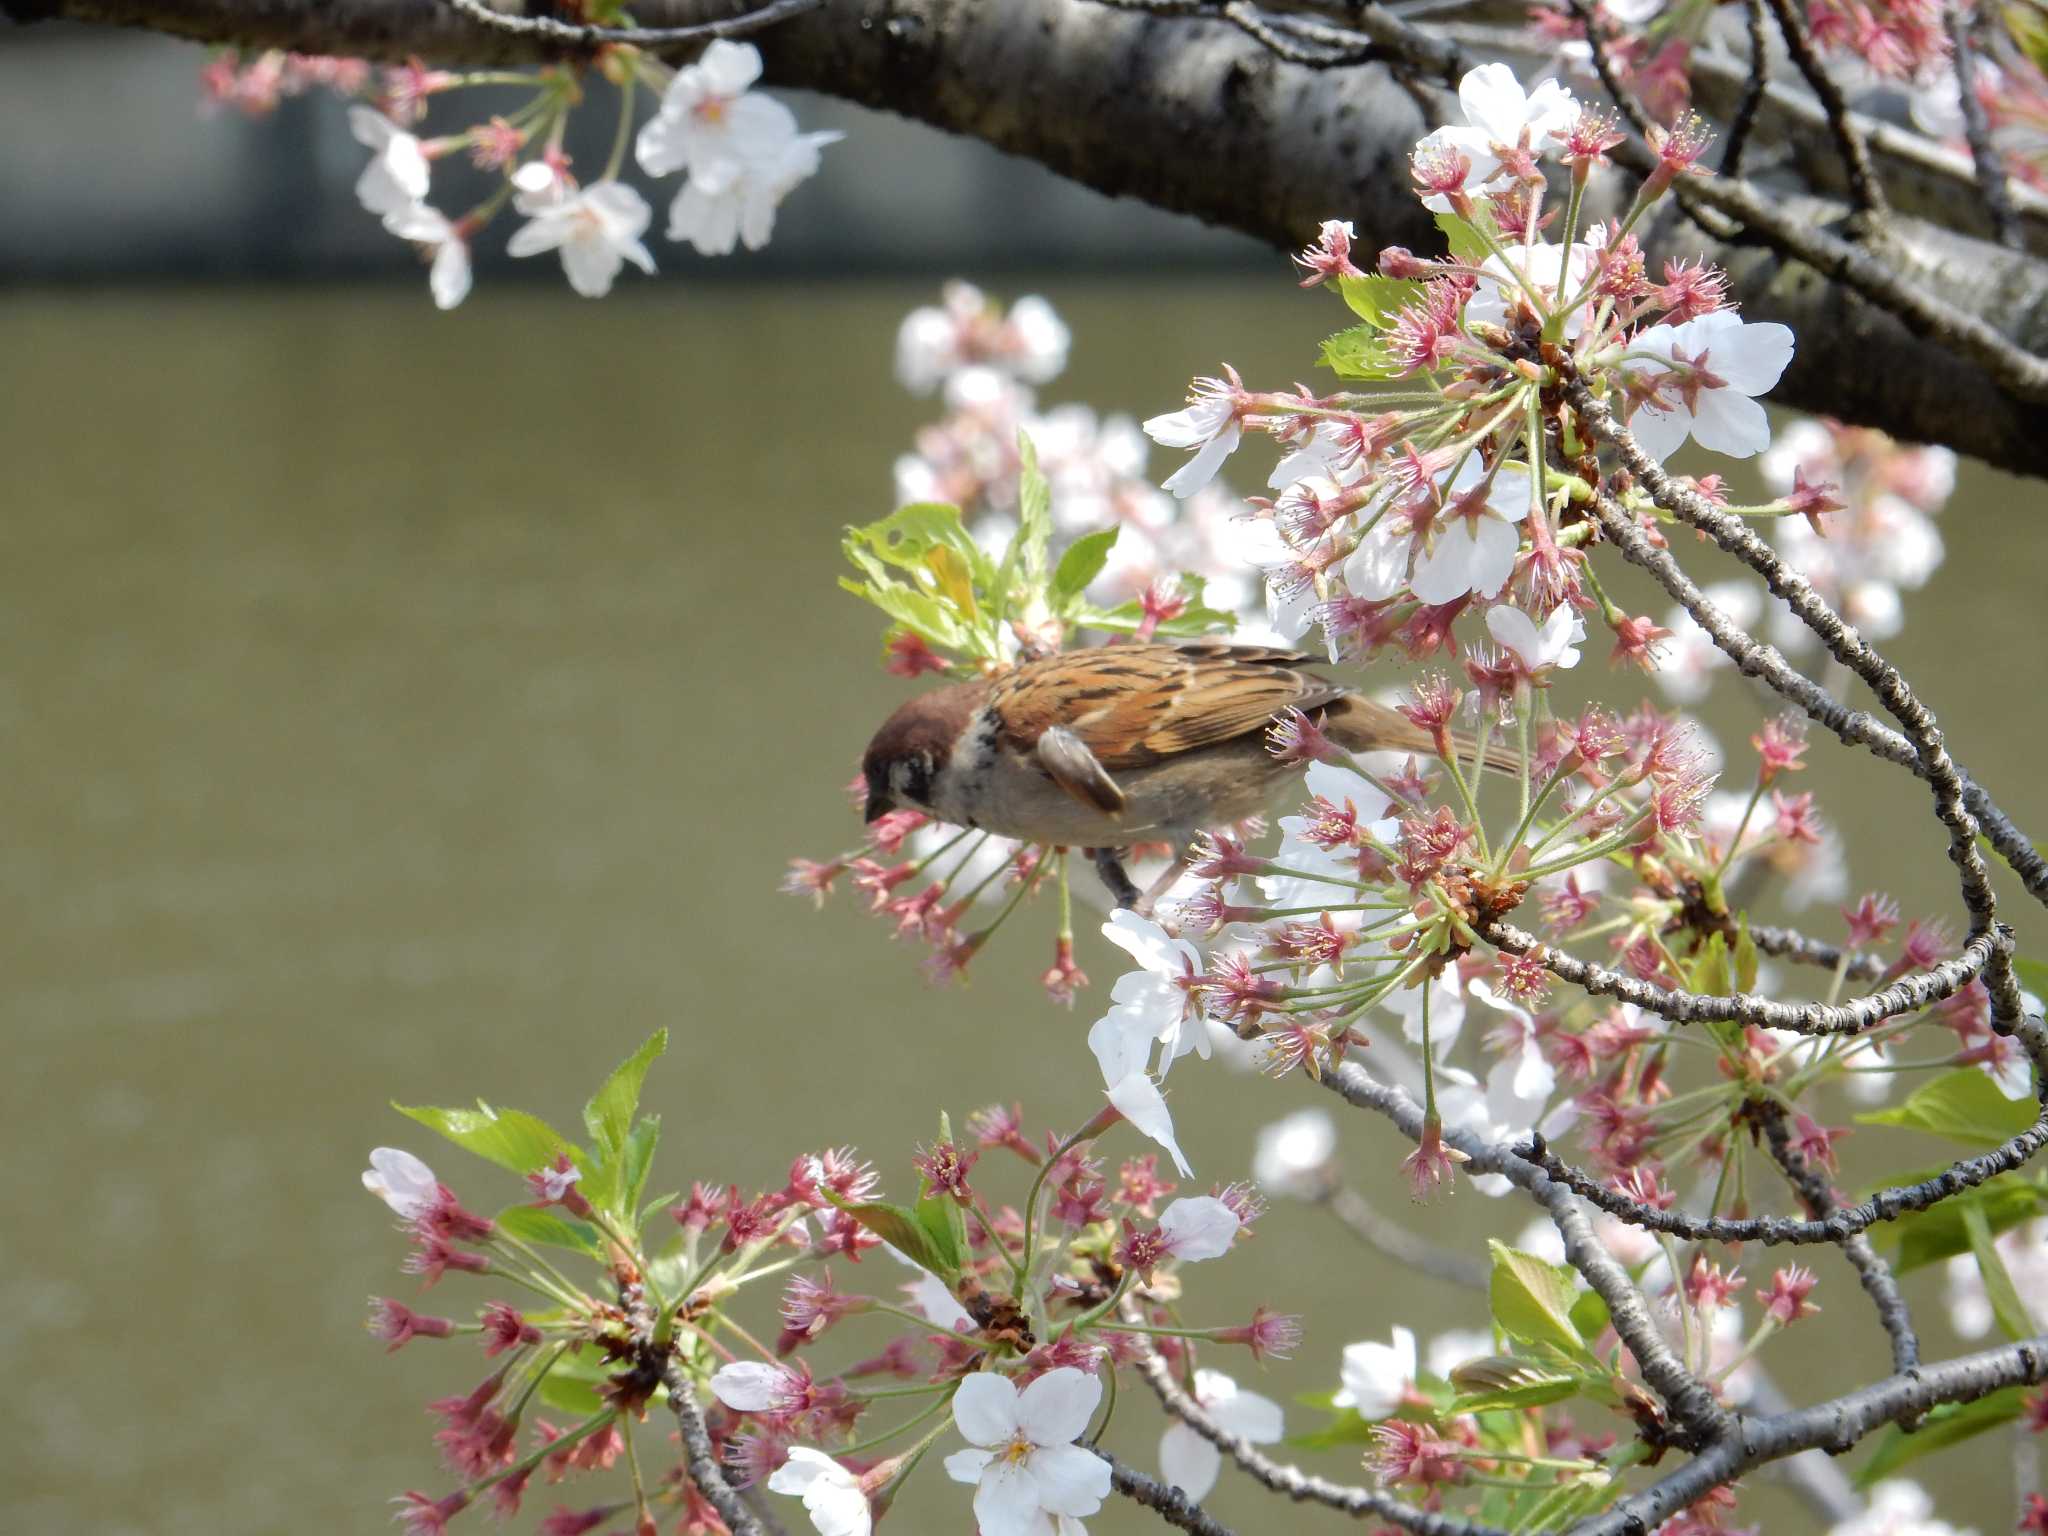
[896,757,934,807]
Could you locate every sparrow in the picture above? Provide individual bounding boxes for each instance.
[859,639,1503,909]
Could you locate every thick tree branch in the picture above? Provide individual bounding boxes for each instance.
[18,0,2048,474]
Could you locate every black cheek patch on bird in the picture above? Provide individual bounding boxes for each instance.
[1036,726,1127,816]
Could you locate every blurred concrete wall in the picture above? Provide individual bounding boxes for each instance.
[0,23,1270,282]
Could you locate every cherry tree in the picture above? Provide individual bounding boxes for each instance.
[19,2,2048,1534]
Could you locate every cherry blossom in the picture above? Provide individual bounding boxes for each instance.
[1413,63,1578,212]
[942,1368,1112,1536]
[664,128,843,256]
[635,40,798,182]
[1252,1108,1338,1197]
[1486,603,1585,673]
[1826,1479,1971,1536]
[1625,310,1796,461]
[1090,1008,1194,1177]
[767,1448,871,1536]
[383,203,472,311]
[1144,372,1245,499]
[1158,1369,1283,1500]
[348,107,429,219]
[1097,910,1208,1071]
[1154,1195,1242,1262]
[1463,238,1599,333]
[363,1147,438,1219]
[507,181,657,299]
[1332,1326,1417,1419]
[1409,461,1531,605]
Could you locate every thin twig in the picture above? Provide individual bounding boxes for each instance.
[1516,1107,2048,1246]
[1324,1185,1492,1289]
[442,0,821,48]
[1755,1099,1920,1374]
[1947,0,2024,249]
[1102,1451,1241,1535]
[1721,0,1771,178]
[1759,0,1888,220]
[1747,921,1886,981]
[1480,915,1999,1035]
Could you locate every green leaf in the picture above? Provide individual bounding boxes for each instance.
[584,1029,668,1161]
[1691,933,1732,997]
[536,1373,605,1417]
[495,1204,606,1259]
[1853,1387,2028,1486]
[396,1102,581,1179]
[826,1195,961,1283]
[1568,1288,1611,1346]
[1889,1174,2047,1273]
[1318,324,1396,381]
[1855,1068,2037,1149]
[1505,1469,1621,1532]
[1289,1408,1380,1450]
[1962,1201,2035,1340]
[1050,528,1119,612]
[2015,955,2048,998]
[845,502,989,581]
[915,1190,969,1280]
[618,1114,661,1226]
[1435,210,1494,266]
[1447,1356,1584,1413]
[838,576,971,651]
[1488,1241,1588,1358]
[1733,918,1759,993]
[1337,274,1423,329]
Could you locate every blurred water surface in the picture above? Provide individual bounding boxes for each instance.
[4,283,2044,1534]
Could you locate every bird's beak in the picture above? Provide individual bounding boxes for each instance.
[864,791,894,824]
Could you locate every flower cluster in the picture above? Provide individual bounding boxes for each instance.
[893,283,1261,621]
[212,41,835,308]
[361,1035,1292,1536]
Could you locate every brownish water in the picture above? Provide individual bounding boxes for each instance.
[4,283,2044,1533]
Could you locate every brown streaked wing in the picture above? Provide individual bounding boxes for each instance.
[989,643,1351,769]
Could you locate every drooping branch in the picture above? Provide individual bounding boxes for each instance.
[17,0,2048,474]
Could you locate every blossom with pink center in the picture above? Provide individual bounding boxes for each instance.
[942,1368,1112,1535]
[1406,459,1532,606]
[506,181,656,299]
[711,1361,816,1417]
[1158,1369,1284,1500]
[1624,310,1796,461]
[637,41,795,182]
[480,1301,542,1357]
[1144,370,1246,499]
[1412,63,1578,211]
